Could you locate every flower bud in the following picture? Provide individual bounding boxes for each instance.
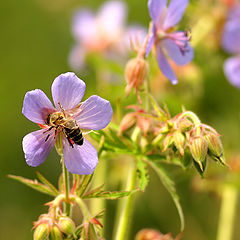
[178,118,193,132]
[34,223,49,240]
[125,57,148,96]
[135,228,164,240]
[58,217,75,236]
[189,136,208,170]
[205,132,225,165]
[173,130,186,156]
[49,226,62,240]
[162,134,173,152]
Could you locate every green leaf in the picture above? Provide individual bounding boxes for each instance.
[83,190,131,200]
[147,161,185,231]
[8,175,57,197]
[148,94,167,121]
[36,171,59,196]
[76,174,93,197]
[136,159,149,191]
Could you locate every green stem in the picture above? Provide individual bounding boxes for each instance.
[216,184,238,240]
[62,158,71,217]
[73,196,91,221]
[114,159,136,240]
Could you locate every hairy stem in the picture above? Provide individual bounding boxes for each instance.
[113,158,136,240]
[62,159,71,216]
[216,184,238,240]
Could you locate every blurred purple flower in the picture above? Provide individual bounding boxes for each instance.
[22,72,113,175]
[222,5,240,88]
[69,0,146,70]
[146,0,194,84]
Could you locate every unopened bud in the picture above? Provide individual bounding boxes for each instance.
[49,226,62,240]
[119,113,136,134]
[189,136,208,170]
[125,57,148,96]
[58,217,75,236]
[34,223,49,240]
[205,132,225,165]
[162,134,173,152]
[178,118,193,132]
[135,228,164,240]
[173,130,185,156]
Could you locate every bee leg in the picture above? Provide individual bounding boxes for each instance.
[67,137,74,148]
[54,126,59,139]
[43,126,54,134]
[45,134,50,142]
[58,102,66,117]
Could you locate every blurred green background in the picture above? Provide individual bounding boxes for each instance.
[1,0,240,239]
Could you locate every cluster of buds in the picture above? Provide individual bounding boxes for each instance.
[153,111,225,174]
[125,35,149,104]
[33,214,75,240]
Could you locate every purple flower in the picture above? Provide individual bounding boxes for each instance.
[222,5,240,88]
[146,0,194,84]
[69,0,146,70]
[22,72,113,175]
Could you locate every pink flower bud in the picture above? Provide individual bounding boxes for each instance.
[125,57,148,96]
[135,229,164,240]
[173,131,186,156]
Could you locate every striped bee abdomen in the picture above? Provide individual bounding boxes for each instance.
[64,119,84,146]
[65,127,84,145]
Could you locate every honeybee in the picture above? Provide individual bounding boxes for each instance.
[44,104,83,148]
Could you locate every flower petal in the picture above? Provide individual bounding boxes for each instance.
[156,44,178,84]
[224,56,240,88]
[163,0,189,30]
[148,0,167,27]
[72,9,97,43]
[98,0,126,36]
[62,137,98,175]
[22,129,56,167]
[74,95,113,130]
[69,45,86,71]
[162,38,193,65]
[51,72,86,111]
[222,20,240,54]
[22,89,55,124]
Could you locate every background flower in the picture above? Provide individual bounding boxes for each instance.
[146,0,194,84]
[222,4,240,88]
[22,72,113,174]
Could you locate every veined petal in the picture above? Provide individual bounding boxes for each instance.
[163,0,189,30]
[74,95,113,130]
[22,89,55,124]
[22,129,56,167]
[72,9,97,42]
[156,44,178,84]
[222,20,240,54]
[69,45,86,71]
[98,0,126,36]
[148,0,167,27]
[224,56,240,88]
[51,72,86,111]
[162,38,193,65]
[62,137,98,175]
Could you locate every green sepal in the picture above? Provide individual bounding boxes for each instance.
[193,158,207,177]
[8,174,58,197]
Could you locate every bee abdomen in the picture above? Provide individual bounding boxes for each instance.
[65,127,83,145]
